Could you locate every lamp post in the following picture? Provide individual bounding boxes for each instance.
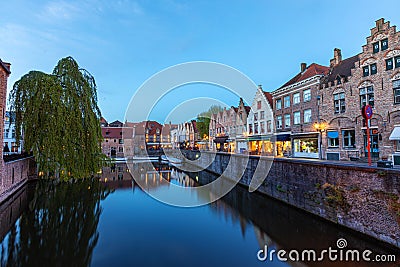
[314,121,327,160]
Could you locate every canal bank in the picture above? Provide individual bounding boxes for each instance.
[181,150,400,248]
[0,156,37,205]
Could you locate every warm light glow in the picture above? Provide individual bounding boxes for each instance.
[314,122,327,132]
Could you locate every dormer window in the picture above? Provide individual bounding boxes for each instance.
[336,76,342,85]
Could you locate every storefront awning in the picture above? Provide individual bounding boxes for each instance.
[291,132,319,139]
[246,135,272,141]
[274,134,290,141]
[327,131,339,139]
[389,127,400,140]
[214,136,229,143]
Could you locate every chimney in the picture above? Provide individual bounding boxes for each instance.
[258,84,262,90]
[376,18,385,31]
[330,48,342,67]
[301,63,307,72]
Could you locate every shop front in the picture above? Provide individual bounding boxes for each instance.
[248,135,274,156]
[227,139,236,153]
[292,133,319,158]
[214,136,229,152]
[235,137,248,154]
[274,133,291,157]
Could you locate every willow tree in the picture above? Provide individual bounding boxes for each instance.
[9,57,104,179]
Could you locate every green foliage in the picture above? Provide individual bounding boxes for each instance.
[196,105,224,139]
[9,57,104,179]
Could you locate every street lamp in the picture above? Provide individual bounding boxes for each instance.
[314,121,327,160]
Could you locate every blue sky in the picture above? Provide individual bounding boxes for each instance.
[1,0,399,123]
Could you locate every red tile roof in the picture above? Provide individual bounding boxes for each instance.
[263,91,273,108]
[279,63,329,89]
[102,127,123,139]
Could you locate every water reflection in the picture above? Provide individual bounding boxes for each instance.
[0,162,399,267]
[0,179,112,267]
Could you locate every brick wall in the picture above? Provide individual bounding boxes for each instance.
[185,150,400,248]
[0,157,36,197]
[0,60,11,183]
[320,18,400,160]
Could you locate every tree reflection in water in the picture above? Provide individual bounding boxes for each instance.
[0,179,112,267]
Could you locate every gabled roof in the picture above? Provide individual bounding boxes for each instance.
[109,120,123,127]
[263,91,273,108]
[191,120,198,133]
[279,63,329,89]
[324,54,360,84]
[0,59,11,74]
[100,117,108,125]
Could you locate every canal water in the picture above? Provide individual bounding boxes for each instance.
[0,161,399,267]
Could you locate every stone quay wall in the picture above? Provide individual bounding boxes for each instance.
[182,150,400,248]
[0,157,36,203]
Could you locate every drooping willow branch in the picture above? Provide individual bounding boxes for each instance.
[9,57,104,179]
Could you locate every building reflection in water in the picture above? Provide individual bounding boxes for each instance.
[0,179,112,267]
[1,161,398,267]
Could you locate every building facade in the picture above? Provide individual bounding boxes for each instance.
[0,60,11,165]
[272,63,329,158]
[176,120,198,149]
[246,85,274,155]
[208,99,251,153]
[320,18,400,163]
[234,98,251,153]
[101,120,133,158]
[3,111,24,154]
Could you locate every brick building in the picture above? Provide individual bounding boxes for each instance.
[3,111,24,154]
[272,63,329,158]
[101,120,133,158]
[320,18,400,163]
[208,98,251,152]
[0,59,11,169]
